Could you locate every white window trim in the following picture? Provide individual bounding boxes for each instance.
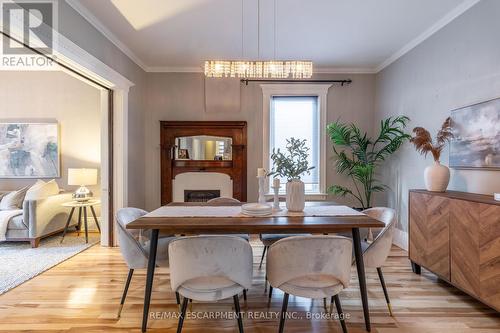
[261,84,331,200]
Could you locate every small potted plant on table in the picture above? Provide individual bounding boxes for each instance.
[269,138,314,212]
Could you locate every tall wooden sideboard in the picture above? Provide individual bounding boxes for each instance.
[409,189,500,311]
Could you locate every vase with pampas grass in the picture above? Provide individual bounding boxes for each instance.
[410,117,454,192]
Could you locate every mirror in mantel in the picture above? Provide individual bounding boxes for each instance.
[175,135,232,161]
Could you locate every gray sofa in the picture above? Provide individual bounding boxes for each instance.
[2,191,77,247]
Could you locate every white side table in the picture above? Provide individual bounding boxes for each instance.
[61,199,101,243]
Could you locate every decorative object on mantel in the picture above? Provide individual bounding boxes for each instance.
[0,122,60,178]
[269,138,314,212]
[271,178,281,211]
[410,117,454,192]
[328,116,411,209]
[449,97,500,169]
[494,193,500,201]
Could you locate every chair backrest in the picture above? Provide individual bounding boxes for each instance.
[168,235,253,292]
[206,197,241,205]
[267,235,353,290]
[116,207,149,269]
[362,207,397,268]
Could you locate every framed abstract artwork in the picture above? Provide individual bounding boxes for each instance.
[0,122,60,178]
[449,98,500,169]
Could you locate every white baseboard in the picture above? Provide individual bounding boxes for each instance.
[393,228,408,251]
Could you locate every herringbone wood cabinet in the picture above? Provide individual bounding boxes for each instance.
[409,190,500,311]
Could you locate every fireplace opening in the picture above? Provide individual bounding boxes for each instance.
[184,190,221,202]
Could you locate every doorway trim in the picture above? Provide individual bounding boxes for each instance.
[2,9,134,246]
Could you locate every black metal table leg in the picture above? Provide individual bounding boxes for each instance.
[83,207,89,243]
[142,229,159,332]
[77,207,82,236]
[60,207,75,244]
[352,227,371,331]
[89,205,101,233]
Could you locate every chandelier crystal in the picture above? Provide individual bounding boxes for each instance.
[204,60,313,79]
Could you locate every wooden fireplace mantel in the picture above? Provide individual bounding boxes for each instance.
[160,121,247,205]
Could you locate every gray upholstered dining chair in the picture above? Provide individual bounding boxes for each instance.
[115,207,179,318]
[206,197,250,242]
[169,235,253,333]
[357,207,396,316]
[267,235,353,333]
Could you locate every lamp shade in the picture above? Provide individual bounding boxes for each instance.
[68,168,98,186]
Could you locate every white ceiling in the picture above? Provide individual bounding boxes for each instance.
[67,0,480,73]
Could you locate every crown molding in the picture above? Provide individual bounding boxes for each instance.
[146,66,203,73]
[314,67,377,74]
[67,0,480,75]
[375,0,481,72]
[65,0,148,72]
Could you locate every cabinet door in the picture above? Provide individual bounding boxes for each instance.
[479,204,500,310]
[450,199,480,296]
[409,192,450,280]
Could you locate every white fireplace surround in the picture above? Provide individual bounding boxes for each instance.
[172,172,233,202]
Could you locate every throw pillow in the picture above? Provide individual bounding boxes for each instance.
[0,186,29,210]
[25,179,60,201]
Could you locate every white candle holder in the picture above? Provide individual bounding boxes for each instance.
[257,176,266,204]
[271,185,281,210]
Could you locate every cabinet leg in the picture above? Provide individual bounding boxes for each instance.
[411,261,421,275]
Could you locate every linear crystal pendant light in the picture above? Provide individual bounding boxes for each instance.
[204,0,313,79]
[204,60,313,78]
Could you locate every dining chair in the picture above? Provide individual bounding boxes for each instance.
[357,207,396,316]
[267,235,353,333]
[115,207,179,318]
[259,233,311,299]
[169,235,253,333]
[206,197,250,242]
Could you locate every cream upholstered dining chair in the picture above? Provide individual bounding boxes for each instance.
[356,207,397,316]
[169,235,253,333]
[206,196,250,300]
[115,207,179,318]
[206,197,250,242]
[267,235,353,333]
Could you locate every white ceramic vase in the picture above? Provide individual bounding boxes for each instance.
[424,161,450,192]
[286,179,305,212]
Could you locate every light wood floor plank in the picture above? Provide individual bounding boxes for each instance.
[0,238,499,332]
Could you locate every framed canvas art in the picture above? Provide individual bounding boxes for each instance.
[0,122,60,178]
[449,98,500,169]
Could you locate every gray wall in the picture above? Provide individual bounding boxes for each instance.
[0,71,101,196]
[144,73,375,210]
[58,0,147,208]
[374,0,500,232]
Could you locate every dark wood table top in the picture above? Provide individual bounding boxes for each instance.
[127,202,384,234]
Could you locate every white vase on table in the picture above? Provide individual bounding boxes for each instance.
[424,161,450,192]
[286,179,305,212]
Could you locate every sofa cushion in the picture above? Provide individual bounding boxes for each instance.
[7,215,27,230]
[25,179,60,201]
[0,186,29,210]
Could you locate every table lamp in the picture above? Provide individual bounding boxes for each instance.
[68,168,98,201]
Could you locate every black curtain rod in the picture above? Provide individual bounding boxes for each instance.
[241,79,352,86]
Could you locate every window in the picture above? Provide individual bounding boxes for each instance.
[270,96,320,193]
[262,84,330,198]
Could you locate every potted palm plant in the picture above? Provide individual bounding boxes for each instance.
[410,117,454,192]
[268,138,314,212]
[327,116,411,210]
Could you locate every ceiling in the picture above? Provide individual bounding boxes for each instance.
[67,0,480,73]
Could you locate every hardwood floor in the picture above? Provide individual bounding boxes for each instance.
[0,238,499,332]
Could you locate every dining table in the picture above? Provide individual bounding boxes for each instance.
[126,201,385,332]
